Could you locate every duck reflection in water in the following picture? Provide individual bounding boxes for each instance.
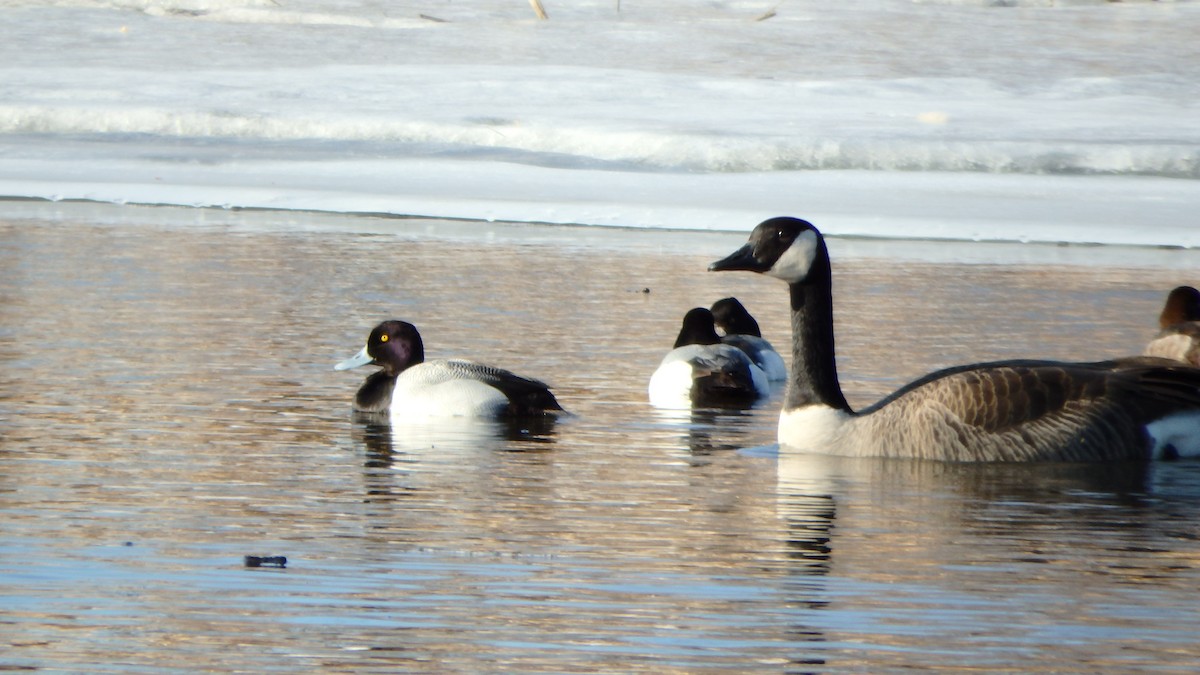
[352,409,559,465]
[652,405,772,457]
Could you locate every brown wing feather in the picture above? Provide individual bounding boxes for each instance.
[862,358,1200,461]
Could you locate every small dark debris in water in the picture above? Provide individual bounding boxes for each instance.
[244,555,288,568]
[123,541,134,547]
[629,287,650,294]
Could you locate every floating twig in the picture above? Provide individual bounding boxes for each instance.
[756,2,782,21]
[244,555,288,568]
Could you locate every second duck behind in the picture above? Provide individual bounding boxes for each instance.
[710,297,788,381]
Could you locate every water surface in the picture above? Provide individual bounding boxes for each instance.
[2,203,1200,672]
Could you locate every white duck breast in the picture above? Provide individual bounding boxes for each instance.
[710,217,1200,462]
[1145,331,1200,366]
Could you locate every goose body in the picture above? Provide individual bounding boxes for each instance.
[649,307,769,408]
[710,297,788,381]
[710,217,1200,462]
[1144,285,1200,366]
[336,320,563,419]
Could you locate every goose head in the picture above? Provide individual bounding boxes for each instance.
[709,217,828,285]
[335,320,426,376]
[1159,286,1200,329]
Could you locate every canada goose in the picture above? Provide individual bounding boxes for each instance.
[649,307,769,408]
[1144,286,1200,366]
[710,297,788,381]
[336,320,563,418]
[709,217,1200,461]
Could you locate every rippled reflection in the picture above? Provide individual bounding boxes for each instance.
[2,204,1200,672]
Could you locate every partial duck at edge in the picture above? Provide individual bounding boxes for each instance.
[1144,285,1200,367]
[710,216,1200,462]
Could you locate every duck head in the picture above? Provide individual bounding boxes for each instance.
[335,320,426,376]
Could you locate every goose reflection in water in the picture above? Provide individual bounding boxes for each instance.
[772,452,1176,584]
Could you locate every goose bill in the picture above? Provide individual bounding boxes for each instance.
[709,243,768,273]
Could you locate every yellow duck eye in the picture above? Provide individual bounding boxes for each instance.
[380,334,389,342]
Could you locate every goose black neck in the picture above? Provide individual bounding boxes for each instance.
[785,268,851,413]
